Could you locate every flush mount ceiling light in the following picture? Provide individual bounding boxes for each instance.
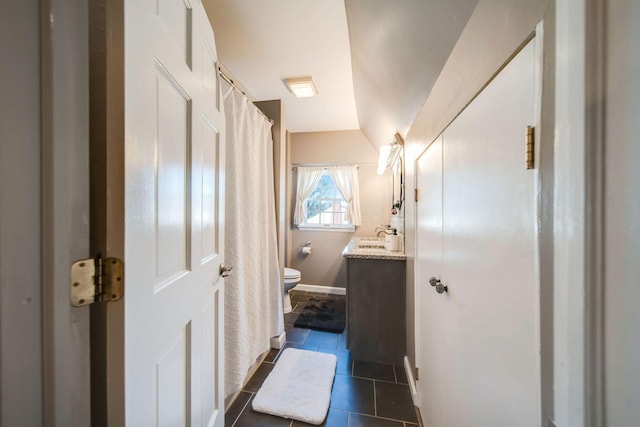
[284,77,318,98]
[377,133,405,175]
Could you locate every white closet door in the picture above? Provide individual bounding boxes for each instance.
[442,38,539,426]
[416,38,539,426]
[415,136,448,427]
[122,0,226,425]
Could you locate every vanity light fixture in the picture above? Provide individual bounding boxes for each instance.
[377,132,404,175]
[284,77,318,98]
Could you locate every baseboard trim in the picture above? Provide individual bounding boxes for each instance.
[404,355,419,405]
[293,284,346,295]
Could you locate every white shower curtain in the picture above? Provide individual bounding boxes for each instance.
[223,81,283,396]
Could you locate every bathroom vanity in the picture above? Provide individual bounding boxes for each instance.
[342,237,406,365]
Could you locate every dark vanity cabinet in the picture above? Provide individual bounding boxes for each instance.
[346,257,406,366]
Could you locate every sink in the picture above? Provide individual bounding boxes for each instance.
[358,237,382,243]
[356,238,388,253]
[358,243,386,249]
[343,236,406,259]
[357,238,385,249]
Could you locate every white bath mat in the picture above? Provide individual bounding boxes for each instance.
[252,348,337,425]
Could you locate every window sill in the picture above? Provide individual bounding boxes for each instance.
[297,224,355,233]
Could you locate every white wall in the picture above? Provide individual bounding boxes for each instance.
[0,1,91,425]
[604,0,640,424]
[0,2,44,424]
[288,130,391,287]
[43,0,92,424]
[255,100,286,283]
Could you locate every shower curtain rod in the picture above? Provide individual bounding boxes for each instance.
[291,163,367,170]
[218,69,275,125]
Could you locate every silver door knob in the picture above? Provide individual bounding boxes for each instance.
[435,283,448,294]
[429,277,440,287]
[219,264,233,278]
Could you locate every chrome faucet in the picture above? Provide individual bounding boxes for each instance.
[375,225,394,238]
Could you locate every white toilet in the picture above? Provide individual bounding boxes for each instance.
[283,267,301,314]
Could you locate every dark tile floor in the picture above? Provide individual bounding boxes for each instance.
[225,290,421,427]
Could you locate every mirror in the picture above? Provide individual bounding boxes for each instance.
[390,147,404,234]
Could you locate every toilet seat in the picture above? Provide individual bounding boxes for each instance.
[283,268,301,315]
[284,267,301,282]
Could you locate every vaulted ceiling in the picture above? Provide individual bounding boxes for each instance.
[204,0,478,150]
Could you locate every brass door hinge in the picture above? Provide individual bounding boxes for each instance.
[70,254,124,307]
[415,367,420,381]
[526,126,535,169]
[414,188,418,202]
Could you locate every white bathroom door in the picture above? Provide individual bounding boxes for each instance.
[415,136,448,427]
[121,0,226,425]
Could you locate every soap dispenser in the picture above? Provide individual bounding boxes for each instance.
[386,228,400,252]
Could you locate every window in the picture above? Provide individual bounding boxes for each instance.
[303,171,350,228]
[294,165,362,232]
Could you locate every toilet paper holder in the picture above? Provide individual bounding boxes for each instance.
[300,241,312,255]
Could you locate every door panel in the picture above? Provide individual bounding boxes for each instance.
[415,136,447,427]
[158,0,192,64]
[156,67,191,281]
[200,297,218,424]
[157,331,188,427]
[123,0,225,425]
[201,40,220,113]
[200,118,220,263]
[415,39,539,426]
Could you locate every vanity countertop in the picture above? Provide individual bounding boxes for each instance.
[342,237,407,260]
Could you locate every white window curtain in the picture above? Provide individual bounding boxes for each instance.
[327,165,362,226]
[293,167,324,224]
